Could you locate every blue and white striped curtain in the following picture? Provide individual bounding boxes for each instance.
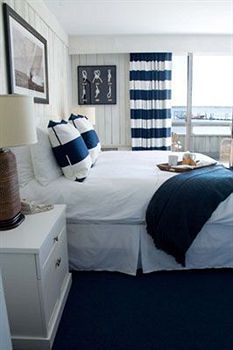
[130,53,172,150]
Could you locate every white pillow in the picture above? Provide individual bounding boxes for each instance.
[11,146,34,188]
[48,120,92,181]
[69,114,101,164]
[30,128,62,186]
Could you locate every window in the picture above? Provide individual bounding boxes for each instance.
[171,54,233,158]
[171,55,187,138]
[192,55,233,135]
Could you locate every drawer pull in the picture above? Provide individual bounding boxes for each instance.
[55,258,62,268]
[53,236,59,242]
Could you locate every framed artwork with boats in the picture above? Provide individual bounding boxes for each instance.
[3,3,49,104]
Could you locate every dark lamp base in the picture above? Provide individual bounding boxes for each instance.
[0,149,24,231]
[0,212,25,231]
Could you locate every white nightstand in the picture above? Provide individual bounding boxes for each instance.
[0,270,12,350]
[0,205,72,350]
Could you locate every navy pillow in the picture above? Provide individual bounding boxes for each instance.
[48,120,92,181]
[69,114,101,164]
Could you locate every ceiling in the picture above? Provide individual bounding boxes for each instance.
[44,0,233,36]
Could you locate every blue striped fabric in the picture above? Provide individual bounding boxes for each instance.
[52,137,89,168]
[81,130,100,150]
[133,146,169,151]
[130,90,172,101]
[69,114,101,164]
[131,109,171,120]
[130,52,172,150]
[47,120,92,181]
[130,71,172,81]
[131,128,171,139]
[130,53,172,61]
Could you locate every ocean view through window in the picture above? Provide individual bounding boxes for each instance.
[172,106,232,135]
[171,55,233,158]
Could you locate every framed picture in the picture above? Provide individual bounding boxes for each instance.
[3,3,49,104]
[78,65,116,105]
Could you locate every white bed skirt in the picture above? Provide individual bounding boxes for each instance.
[68,223,140,275]
[20,150,233,275]
[67,220,233,275]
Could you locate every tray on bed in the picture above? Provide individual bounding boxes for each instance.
[157,161,217,173]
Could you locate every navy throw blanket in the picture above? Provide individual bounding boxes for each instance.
[146,165,233,266]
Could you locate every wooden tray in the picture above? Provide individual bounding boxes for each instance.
[157,161,217,173]
[157,161,190,173]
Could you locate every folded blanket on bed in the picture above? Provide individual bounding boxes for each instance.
[146,165,233,266]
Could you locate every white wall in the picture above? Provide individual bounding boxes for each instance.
[71,54,131,147]
[69,34,233,55]
[0,0,72,127]
[70,34,232,147]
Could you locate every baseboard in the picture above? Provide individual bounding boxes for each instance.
[101,146,131,152]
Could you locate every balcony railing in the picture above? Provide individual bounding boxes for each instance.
[172,120,232,160]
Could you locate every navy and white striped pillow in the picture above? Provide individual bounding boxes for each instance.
[69,114,101,164]
[48,120,92,181]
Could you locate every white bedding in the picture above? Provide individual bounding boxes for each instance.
[21,150,233,275]
[22,150,229,223]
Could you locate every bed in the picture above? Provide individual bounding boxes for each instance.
[19,148,233,275]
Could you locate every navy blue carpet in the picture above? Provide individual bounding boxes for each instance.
[53,269,233,350]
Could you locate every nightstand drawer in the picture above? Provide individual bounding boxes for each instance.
[39,210,66,268]
[0,205,71,350]
[41,226,69,328]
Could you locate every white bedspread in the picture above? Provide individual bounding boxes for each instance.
[21,150,233,274]
[22,150,230,224]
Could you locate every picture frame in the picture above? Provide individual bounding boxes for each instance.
[78,65,116,105]
[3,3,49,104]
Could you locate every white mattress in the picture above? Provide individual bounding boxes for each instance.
[21,150,233,275]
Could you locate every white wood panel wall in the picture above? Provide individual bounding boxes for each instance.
[71,54,131,148]
[0,0,72,127]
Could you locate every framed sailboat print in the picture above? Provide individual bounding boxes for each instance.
[3,3,49,104]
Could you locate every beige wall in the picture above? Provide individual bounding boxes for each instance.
[0,0,72,127]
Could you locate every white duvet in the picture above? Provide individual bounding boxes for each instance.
[21,150,233,226]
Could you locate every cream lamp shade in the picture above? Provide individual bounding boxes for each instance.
[0,94,37,231]
[0,94,37,148]
[72,106,96,125]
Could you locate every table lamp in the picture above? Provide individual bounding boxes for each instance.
[0,95,37,230]
[72,106,96,126]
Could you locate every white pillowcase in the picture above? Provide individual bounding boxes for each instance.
[11,146,34,188]
[30,128,62,186]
